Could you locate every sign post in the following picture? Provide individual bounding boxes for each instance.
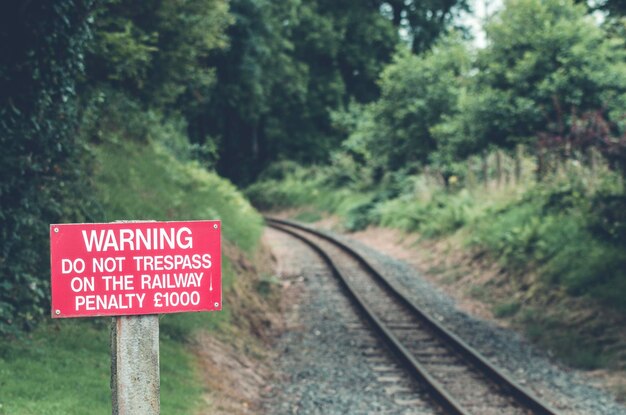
[50,220,221,414]
[111,315,160,414]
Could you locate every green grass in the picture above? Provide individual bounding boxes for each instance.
[0,321,110,415]
[94,140,263,253]
[493,300,521,318]
[245,163,374,222]
[0,319,207,415]
[1,139,263,414]
[293,210,323,223]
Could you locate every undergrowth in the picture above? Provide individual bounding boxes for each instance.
[247,160,626,315]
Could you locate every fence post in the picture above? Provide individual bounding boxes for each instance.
[496,150,503,188]
[482,152,489,188]
[515,144,523,184]
[536,147,544,182]
[466,157,477,190]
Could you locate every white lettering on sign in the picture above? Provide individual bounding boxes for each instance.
[81,227,193,252]
[102,275,135,291]
[62,258,86,274]
[154,291,200,308]
[140,272,203,290]
[93,257,126,273]
[75,293,146,311]
[132,254,211,271]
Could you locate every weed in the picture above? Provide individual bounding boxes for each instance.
[294,210,323,223]
[520,309,614,370]
[493,301,521,318]
[255,274,281,297]
[468,285,489,301]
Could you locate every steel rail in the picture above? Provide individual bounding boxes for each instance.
[268,221,467,415]
[266,216,560,415]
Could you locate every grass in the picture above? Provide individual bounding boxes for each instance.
[0,139,263,414]
[493,300,521,318]
[94,140,263,253]
[0,319,207,415]
[293,209,323,223]
[0,321,110,415]
[520,308,615,370]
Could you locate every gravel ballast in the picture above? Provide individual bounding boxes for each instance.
[262,228,439,414]
[262,223,626,415]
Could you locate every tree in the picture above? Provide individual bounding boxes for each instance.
[202,0,468,185]
[87,0,232,109]
[340,35,471,175]
[380,0,470,52]
[446,0,626,158]
[0,0,96,334]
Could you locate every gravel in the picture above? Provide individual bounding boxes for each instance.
[323,227,626,415]
[262,228,439,415]
[263,223,626,415]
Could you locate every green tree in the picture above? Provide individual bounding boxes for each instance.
[381,0,469,52]
[82,0,232,168]
[88,0,231,108]
[0,0,97,334]
[340,35,470,175]
[441,0,626,160]
[202,0,468,185]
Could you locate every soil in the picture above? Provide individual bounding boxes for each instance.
[191,241,282,415]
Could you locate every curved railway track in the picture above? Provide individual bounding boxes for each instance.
[266,216,560,415]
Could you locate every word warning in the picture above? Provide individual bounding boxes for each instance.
[50,220,221,318]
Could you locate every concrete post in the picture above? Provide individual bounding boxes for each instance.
[111,315,160,415]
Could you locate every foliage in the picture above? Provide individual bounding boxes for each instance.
[520,307,615,369]
[88,0,231,108]
[334,34,471,176]
[0,0,98,335]
[203,0,307,184]
[249,151,626,314]
[202,0,467,185]
[329,0,626,181]
[470,174,626,311]
[379,0,469,53]
[466,0,626,153]
[246,164,331,211]
[378,190,482,237]
[245,161,375,226]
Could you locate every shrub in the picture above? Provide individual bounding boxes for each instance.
[0,0,97,335]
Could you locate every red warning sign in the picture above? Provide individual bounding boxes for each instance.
[50,220,221,318]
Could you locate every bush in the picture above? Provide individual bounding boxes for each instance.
[377,187,487,237]
[588,193,626,246]
[0,0,97,335]
[470,177,626,312]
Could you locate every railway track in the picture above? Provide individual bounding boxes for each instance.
[266,217,561,415]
